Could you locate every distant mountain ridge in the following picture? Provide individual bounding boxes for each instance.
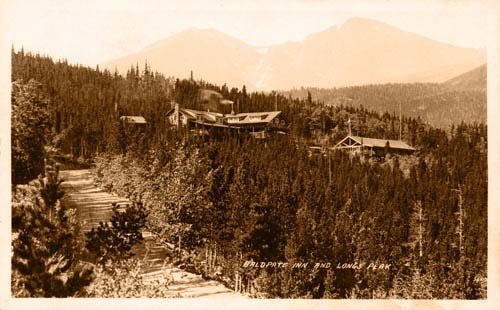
[102,18,485,90]
[283,64,487,128]
[445,64,486,90]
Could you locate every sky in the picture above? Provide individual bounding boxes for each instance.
[3,0,492,67]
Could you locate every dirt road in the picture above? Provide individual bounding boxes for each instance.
[60,169,244,298]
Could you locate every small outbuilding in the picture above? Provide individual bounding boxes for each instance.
[120,116,147,125]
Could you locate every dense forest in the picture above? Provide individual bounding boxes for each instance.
[285,75,486,129]
[11,49,487,298]
[12,49,443,160]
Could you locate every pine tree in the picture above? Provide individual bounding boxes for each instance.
[12,163,93,297]
[85,202,148,265]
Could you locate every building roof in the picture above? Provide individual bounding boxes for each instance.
[335,135,415,151]
[225,111,282,125]
[183,109,224,123]
[120,116,147,124]
[168,107,281,126]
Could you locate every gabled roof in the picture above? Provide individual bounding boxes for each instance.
[225,111,282,125]
[167,107,282,125]
[335,135,415,151]
[183,109,224,123]
[120,116,147,124]
[167,104,281,127]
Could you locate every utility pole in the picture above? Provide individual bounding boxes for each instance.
[177,199,182,258]
[452,186,464,256]
[418,203,423,258]
[399,102,402,140]
[275,92,278,111]
[328,141,332,186]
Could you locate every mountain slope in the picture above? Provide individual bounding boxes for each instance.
[104,28,260,87]
[258,18,484,89]
[102,18,485,90]
[284,79,486,129]
[444,64,487,90]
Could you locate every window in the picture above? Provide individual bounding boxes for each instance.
[248,115,265,121]
[252,131,266,139]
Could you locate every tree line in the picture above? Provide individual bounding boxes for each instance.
[13,49,446,165]
[285,83,486,129]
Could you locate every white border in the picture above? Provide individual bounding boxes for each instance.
[1,1,499,309]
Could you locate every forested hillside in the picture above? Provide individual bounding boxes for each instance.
[445,64,487,90]
[11,49,487,298]
[12,50,436,160]
[285,73,486,129]
[92,125,487,298]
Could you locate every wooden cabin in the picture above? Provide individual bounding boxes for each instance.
[334,135,416,156]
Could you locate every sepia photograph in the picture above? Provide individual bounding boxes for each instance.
[1,0,499,307]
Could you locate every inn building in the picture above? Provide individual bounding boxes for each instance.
[166,102,287,138]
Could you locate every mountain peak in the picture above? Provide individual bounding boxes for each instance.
[142,27,251,53]
[103,18,485,90]
[341,17,399,32]
[343,17,380,25]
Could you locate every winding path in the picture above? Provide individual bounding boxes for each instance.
[59,169,244,298]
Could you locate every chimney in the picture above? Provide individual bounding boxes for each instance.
[237,99,240,114]
[231,102,235,115]
[275,93,278,111]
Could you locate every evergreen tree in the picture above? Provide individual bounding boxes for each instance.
[11,79,51,184]
[12,163,93,297]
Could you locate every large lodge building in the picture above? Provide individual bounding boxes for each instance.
[166,102,287,138]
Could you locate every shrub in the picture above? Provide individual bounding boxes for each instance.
[84,258,173,297]
[85,202,148,265]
